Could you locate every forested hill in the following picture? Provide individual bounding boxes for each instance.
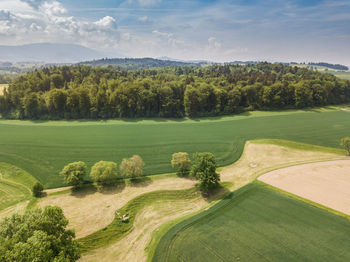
[79,57,204,69]
[0,63,349,120]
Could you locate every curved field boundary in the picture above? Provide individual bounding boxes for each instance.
[78,187,201,253]
[0,162,38,214]
[152,182,350,262]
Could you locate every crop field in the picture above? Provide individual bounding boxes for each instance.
[0,162,37,211]
[153,182,350,262]
[0,107,350,188]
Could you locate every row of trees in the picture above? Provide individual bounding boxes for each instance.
[1,63,349,119]
[60,155,145,190]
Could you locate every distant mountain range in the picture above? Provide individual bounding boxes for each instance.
[0,43,111,63]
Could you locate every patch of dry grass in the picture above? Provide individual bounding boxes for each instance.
[38,177,196,238]
[0,84,8,95]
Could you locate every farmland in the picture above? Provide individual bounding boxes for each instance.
[153,182,350,262]
[0,107,350,188]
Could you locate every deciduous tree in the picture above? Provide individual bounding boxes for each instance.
[171,152,191,177]
[60,161,87,188]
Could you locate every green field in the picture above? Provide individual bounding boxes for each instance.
[153,182,350,262]
[0,107,350,188]
[0,162,37,210]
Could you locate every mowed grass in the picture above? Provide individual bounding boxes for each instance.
[0,108,350,188]
[0,162,37,210]
[153,182,350,262]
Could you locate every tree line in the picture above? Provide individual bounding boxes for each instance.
[1,62,349,120]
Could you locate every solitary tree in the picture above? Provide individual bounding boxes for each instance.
[341,137,350,155]
[120,155,145,179]
[90,161,118,189]
[190,152,220,194]
[171,152,191,177]
[0,206,80,262]
[32,182,44,198]
[60,161,87,188]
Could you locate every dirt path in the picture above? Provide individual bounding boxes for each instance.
[38,177,196,238]
[258,159,350,215]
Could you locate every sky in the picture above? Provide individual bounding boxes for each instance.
[0,0,349,64]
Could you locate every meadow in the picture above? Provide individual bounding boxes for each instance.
[1,107,350,188]
[153,182,350,262]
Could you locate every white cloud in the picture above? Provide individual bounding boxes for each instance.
[138,16,149,23]
[0,1,119,49]
[207,37,221,50]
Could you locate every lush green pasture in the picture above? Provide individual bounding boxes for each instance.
[153,182,350,262]
[0,162,37,210]
[0,108,350,187]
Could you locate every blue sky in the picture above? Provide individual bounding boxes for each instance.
[0,0,349,64]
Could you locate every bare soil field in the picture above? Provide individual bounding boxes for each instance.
[258,159,350,215]
[38,176,196,238]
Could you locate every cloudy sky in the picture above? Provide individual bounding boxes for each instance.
[0,0,349,64]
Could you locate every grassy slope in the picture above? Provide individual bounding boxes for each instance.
[0,107,350,188]
[153,182,350,262]
[0,162,37,211]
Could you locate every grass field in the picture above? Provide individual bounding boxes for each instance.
[153,182,350,262]
[0,162,37,211]
[0,107,350,188]
[296,64,350,80]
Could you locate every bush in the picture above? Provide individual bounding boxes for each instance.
[32,182,44,197]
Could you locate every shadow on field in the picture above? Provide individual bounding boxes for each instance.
[70,184,97,198]
[129,176,152,187]
[99,180,126,195]
[203,184,231,203]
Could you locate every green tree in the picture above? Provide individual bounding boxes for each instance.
[90,161,118,188]
[0,206,80,262]
[171,152,191,177]
[190,152,220,194]
[60,161,87,188]
[32,182,44,197]
[120,155,145,179]
[341,137,350,155]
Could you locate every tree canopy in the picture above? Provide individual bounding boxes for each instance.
[120,155,145,179]
[1,63,349,120]
[171,152,191,177]
[190,152,220,194]
[90,161,118,188]
[60,161,87,188]
[0,206,80,262]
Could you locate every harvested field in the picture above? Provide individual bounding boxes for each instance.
[258,159,350,215]
[38,176,196,238]
[219,140,341,191]
[81,198,207,262]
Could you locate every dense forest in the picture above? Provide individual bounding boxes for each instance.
[0,62,349,120]
[79,57,204,69]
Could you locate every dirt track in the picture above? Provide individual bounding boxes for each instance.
[259,159,350,215]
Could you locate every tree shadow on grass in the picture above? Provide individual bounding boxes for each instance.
[99,180,126,195]
[202,183,231,203]
[128,176,152,187]
[70,184,97,198]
